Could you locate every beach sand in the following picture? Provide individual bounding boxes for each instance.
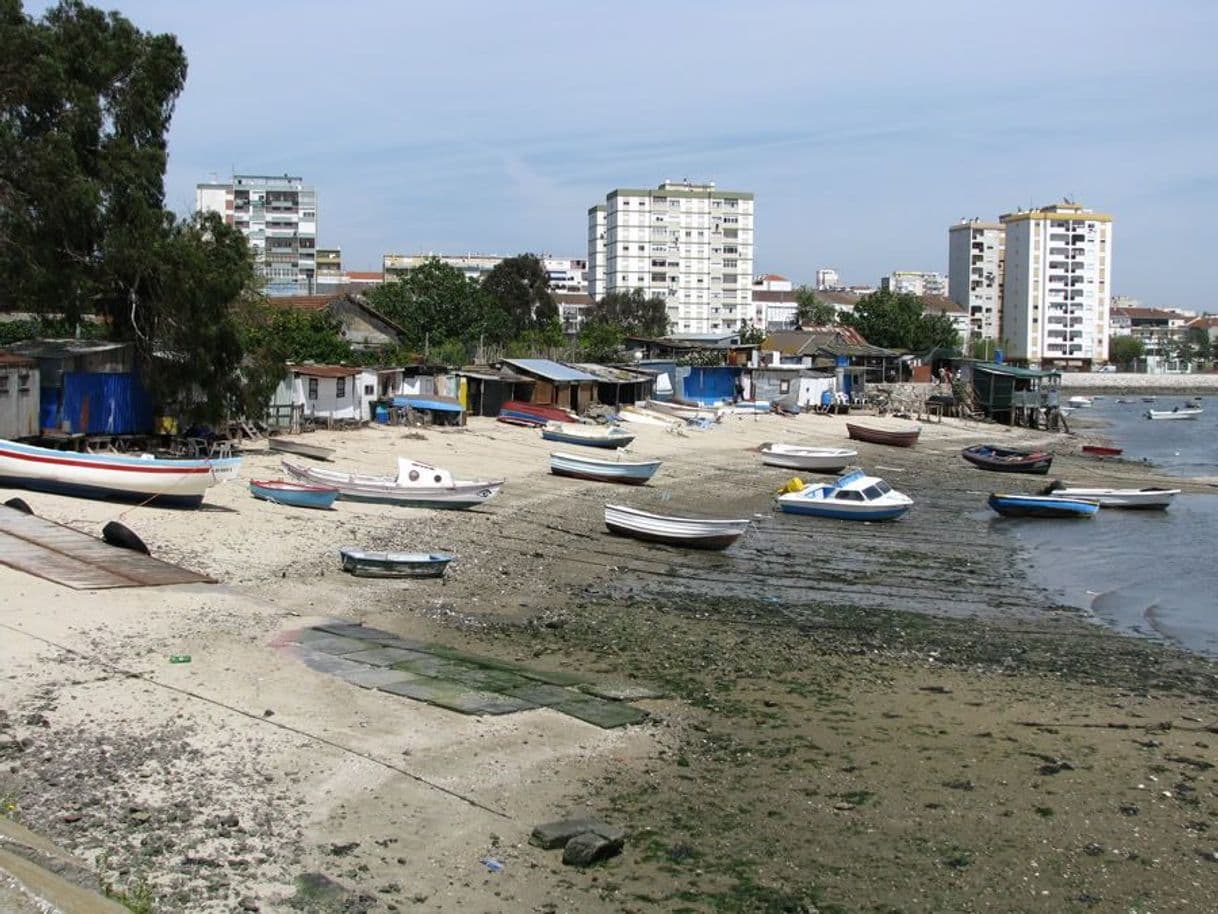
[1,411,1215,913]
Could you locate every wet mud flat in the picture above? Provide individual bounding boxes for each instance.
[456,450,1218,913]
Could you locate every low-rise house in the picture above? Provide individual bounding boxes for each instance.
[499,359,600,413]
[268,293,406,350]
[761,327,901,401]
[0,353,39,439]
[1110,306,1195,372]
[921,294,970,342]
[270,364,371,427]
[747,362,835,408]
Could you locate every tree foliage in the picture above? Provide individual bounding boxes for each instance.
[364,258,509,353]
[737,320,766,346]
[795,286,836,327]
[480,254,557,338]
[577,321,625,362]
[584,289,669,337]
[1107,335,1144,369]
[0,2,266,422]
[841,289,960,351]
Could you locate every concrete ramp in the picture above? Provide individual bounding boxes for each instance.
[0,505,213,589]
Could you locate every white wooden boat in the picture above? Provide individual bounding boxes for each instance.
[267,437,335,461]
[1145,407,1203,420]
[0,437,224,508]
[1066,395,1093,408]
[776,469,913,521]
[540,422,635,449]
[644,399,721,422]
[549,451,660,485]
[759,443,857,472]
[1042,483,1180,510]
[618,406,681,429]
[339,547,454,578]
[604,503,749,550]
[283,457,502,510]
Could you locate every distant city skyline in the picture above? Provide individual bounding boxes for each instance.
[34,0,1218,309]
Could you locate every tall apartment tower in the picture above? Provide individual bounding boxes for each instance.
[815,268,841,290]
[1000,201,1112,368]
[586,180,755,335]
[947,219,1005,340]
[195,174,317,294]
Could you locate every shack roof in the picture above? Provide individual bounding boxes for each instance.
[567,363,655,383]
[288,363,360,378]
[762,329,897,359]
[0,352,36,368]
[501,358,601,383]
[971,362,1061,380]
[5,339,130,360]
[457,365,531,383]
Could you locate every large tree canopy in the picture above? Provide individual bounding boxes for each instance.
[795,285,837,327]
[480,254,557,338]
[584,289,670,337]
[364,258,510,353]
[0,1,269,422]
[842,289,960,352]
[1107,335,1144,369]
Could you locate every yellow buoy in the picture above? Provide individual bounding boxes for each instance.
[777,477,805,495]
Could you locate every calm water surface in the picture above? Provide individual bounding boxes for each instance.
[1007,396,1218,656]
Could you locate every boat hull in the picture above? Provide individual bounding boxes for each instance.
[340,548,453,578]
[282,460,502,510]
[1081,445,1123,457]
[759,444,857,472]
[0,438,215,508]
[549,452,659,485]
[777,500,910,521]
[845,423,921,447]
[988,494,1098,518]
[1146,409,1202,420]
[961,445,1053,475]
[267,438,335,461]
[1047,487,1179,510]
[540,426,635,449]
[497,401,576,426]
[604,504,748,550]
[249,480,339,510]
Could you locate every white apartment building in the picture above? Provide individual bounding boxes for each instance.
[587,180,755,335]
[881,270,948,297]
[947,220,1005,340]
[196,175,317,294]
[815,268,841,290]
[1000,201,1112,368]
[543,257,588,294]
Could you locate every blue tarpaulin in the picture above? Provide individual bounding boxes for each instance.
[60,372,153,435]
[392,395,464,413]
[679,366,739,404]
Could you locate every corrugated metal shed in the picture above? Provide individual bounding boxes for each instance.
[567,363,654,383]
[60,372,153,435]
[0,507,214,589]
[501,359,601,383]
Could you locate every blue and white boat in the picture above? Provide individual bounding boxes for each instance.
[540,422,635,449]
[549,451,660,485]
[249,479,339,510]
[339,547,455,578]
[775,468,913,521]
[987,493,1099,518]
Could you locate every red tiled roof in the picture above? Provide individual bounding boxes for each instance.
[751,290,798,302]
[1187,316,1218,329]
[266,295,335,312]
[347,271,384,282]
[921,294,966,313]
[759,273,788,281]
[0,353,36,368]
[1112,307,1189,320]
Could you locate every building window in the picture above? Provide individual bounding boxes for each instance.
[336,377,346,399]
[779,380,790,394]
[364,384,374,396]
[307,378,318,400]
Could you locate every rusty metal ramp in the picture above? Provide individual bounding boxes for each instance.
[0,506,214,589]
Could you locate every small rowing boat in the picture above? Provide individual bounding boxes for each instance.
[283,457,502,510]
[1040,481,1179,510]
[759,443,858,472]
[497,401,577,427]
[1081,445,1123,457]
[549,451,660,485]
[540,422,635,449]
[961,444,1053,475]
[987,493,1099,518]
[604,503,749,550]
[267,437,334,461]
[339,547,455,578]
[249,479,339,510]
[1146,407,1203,420]
[845,422,921,448]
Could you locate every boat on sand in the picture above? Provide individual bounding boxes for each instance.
[339,547,454,578]
[540,422,634,449]
[267,437,334,461]
[987,493,1099,518]
[845,422,921,447]
[249,479,339,510]
[549,451,660,485]
[604,504,749,549]
[961,444,1053,475]
[775,469,912,521]
[759,443,857,472]
[283,457,502,509]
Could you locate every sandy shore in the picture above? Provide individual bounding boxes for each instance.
[1,410,1216,913]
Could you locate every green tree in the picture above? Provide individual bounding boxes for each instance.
[0,2,264,422]
[481,254,557,337]
[506,316,566,358]
[842,289,959,351]
[584,289,670,337]
[365,259,508,352]
[577,321,625,362]
[795,286,836,326]
[1107,335,1144,369]
[737,319,766,345]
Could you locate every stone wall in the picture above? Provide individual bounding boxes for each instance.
[1058,372,1218,392]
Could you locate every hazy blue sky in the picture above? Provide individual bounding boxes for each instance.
[37,1,1218,308]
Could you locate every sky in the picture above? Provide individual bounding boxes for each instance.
[33,1,1218,309]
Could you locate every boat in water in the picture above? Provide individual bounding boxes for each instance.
[549,451,660,485]
[497,401,577,427]
[603,503,749,549]
[1081,445,1123,457]
[540,422,635,449]
[1066,395,1093,408]
[339,547,454,578]
[1040,481,1179,510]
[759,443,857,472]
[267,437,335,461]
[775,468,912,521]
[0,437,234,508]
[987,493,1099,518]
[1146,407,1203,420]
[960,444,1053,475]
[845,422,921,448]
[249,478,339,510]
[283,457,502,509]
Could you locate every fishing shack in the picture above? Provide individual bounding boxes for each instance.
[0,353,39,439]
[968,362,1062,427]
[567,363,657,407]
[498,359,600,413]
